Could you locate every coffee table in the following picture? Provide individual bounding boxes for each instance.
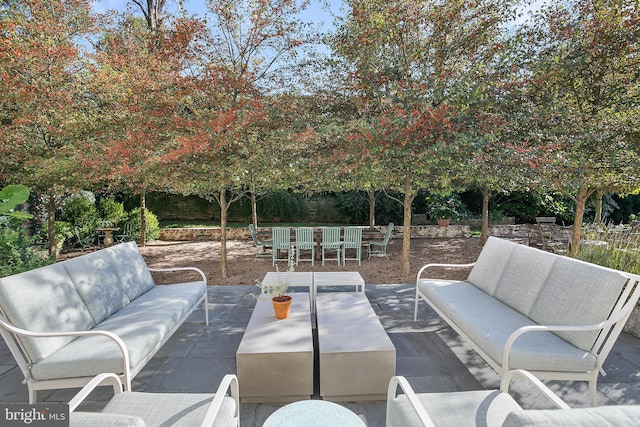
[236,292,313,403]
[262,400,365,427]
[316,292,396,401]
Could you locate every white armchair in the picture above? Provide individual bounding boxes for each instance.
[386,370,640,427]
[70,373,239,427]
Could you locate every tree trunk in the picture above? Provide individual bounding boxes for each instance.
[369,189,375,229]
[570,186,590,254]
[401,181,415,277]
[594,188,604,225]
[47,192,57,259]
[139,190,146,247]
[481,186,490,245]
[219,187,228,280]
[251,188,258,229]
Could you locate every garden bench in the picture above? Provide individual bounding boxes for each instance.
[414,237,640,406]
[0,242,208,403]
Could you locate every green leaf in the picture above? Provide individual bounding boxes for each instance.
[0,185,30,215]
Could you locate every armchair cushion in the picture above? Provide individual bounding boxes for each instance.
[71,412,146,427]
[388,390,521,427]
[502,405,640,427]
[102,392,237,427]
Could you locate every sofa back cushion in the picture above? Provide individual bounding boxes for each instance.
[0,263,95,362]
[468,237,515,296]
[502,405,640,427]
[64,251,131,324]
[493,244,556,316]
[105,242,155,300]
[529,256,629,350]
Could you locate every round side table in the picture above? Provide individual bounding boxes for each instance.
[262,400,366,427]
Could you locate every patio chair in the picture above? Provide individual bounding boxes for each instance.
[248,224,272,258]
[295,227,315,266]
[320,227,341,266]
[272,227,293,266]
[386,370,640,427]
[367,223,393,259]
[342,226,362,266]
[69,373,239,427]
[74,227,96,252]
[115,221,135,243]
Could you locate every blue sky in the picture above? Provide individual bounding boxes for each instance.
[92,0,343,29]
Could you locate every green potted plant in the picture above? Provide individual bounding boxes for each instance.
[426,193,463,227]
[255,266,294,319]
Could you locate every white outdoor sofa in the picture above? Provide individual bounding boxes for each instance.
[0,242,209,403]
[69,373,239,427]
[387,370,640,426]
[415,236,640,406]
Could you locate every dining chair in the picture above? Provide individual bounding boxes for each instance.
[272,227,293,266]
[321,227,341,266]
[295,227,315,266]
[367,223,393,259]
[342,227,362,266]
[249,224,273,258]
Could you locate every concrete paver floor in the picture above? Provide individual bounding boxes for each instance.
[2,284,640,426]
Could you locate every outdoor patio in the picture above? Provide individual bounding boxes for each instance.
[1,283,640,427]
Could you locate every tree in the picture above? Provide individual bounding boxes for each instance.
[330,0,517,276]
[0,0,96,256]
[81,15,204,247]
[163,0,314,279]
[516,0,640,251]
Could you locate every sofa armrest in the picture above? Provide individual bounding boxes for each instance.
[416,263,475,283]
[200,374,240,427]
[148,266,207,284]
[0,315,131,388]
[501,286,640,379]
[68,373,124,412]
[386,376,436,427]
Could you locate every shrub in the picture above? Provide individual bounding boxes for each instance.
[125,208,160,242]
[572,231,640,276]
[0,223,52,277]
[97,199,126,225]
[61,194,98,231]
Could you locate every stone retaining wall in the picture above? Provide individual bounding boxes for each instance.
[159,224,532,241]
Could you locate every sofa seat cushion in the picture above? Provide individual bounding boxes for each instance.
[502,405,640,427]
[388,390,521,427]
[0,263,95,362]
[102,391,237,427]
[418,280,597,372]
[30,282,206,381]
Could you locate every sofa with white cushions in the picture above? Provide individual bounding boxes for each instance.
[0,242,208,403]
[414,237,640,406]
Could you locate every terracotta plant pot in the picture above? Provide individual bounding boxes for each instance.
[437,218,451,227]
[272,295,293,319]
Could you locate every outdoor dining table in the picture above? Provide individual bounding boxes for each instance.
[95,227,119,247]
